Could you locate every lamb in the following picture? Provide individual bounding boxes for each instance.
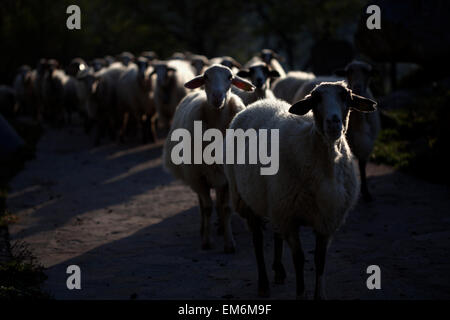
[231,62,280,105]
[334,60,381,201]
[224,82,377,299]
[163,64,255,252]
[152,59,196,134]
[116,57,157,143]
[272,71,316,103]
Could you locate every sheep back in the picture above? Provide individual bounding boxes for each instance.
[225,98,359,236]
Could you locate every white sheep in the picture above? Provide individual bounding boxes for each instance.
[224,82,377,299]
[152,59,196,134]
[292,75,344,103]
[189,54,210,75]
[335,60,381,201]
[163,64,255,253]
[92,62,128,144]
[209,56,242,74]
[41,62,69,125]
[272,71,316,103]
[116,57,157,143]
[231,62,280,105]
[258,49,286,79]
[13,65,31,115]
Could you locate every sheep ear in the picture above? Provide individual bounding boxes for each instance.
[232,76,255,92]
[269,70,280,78]
[289,95,315,116]
[273,52,285,62]
[231,58,242,69]
[184,75,204,89]
[348,92,377,112]
[237,69,250,78]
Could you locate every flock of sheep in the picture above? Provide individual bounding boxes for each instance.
[4,48,381,299]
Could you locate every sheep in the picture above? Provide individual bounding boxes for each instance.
[90,58,107,72]
[140,51,158,62]
[66,57,88,77]
[258,48,287,79]
[13,65,32,115]
[116,57,157,143]
[231,62,280,105]
[334,60,381,201]
[163,64,255,252]
[152,59,196,134]
[41,61,68,125]
[209,56,242,73]
[117,51,135,66]
[292,75,344,103]
[24,59,50,121]
[224,82,377,299]
[272,71,316,103]
[62,66,98,130]
[92,62,128,144]
[189,54,210,75]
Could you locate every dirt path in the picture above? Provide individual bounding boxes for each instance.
[7,125,450,300]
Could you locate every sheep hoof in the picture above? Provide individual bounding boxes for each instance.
[257,286,270,298]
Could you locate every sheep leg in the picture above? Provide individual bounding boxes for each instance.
[272,232,286,284]
[197,191,213,250]
[359,159,372,202]
[314,233,330,300]
[248,215,270,297]
[215,186,235,254]
[118,112,129,143]
[150,113,158,142]
[286,230,306,299]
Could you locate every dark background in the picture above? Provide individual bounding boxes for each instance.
[0,0,367,83]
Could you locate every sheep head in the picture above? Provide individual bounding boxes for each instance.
[289,82,377,142]
[237,62,280,90]
[184,64,255,109]
[335,60,374,96]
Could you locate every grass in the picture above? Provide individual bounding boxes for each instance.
[0,241,50,299]
[371,86,450,184]
[0,116,49,299]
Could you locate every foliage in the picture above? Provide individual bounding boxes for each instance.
[0,0,366,83]
[372,87,450,184]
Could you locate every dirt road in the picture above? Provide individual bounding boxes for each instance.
[7,125,450,299]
